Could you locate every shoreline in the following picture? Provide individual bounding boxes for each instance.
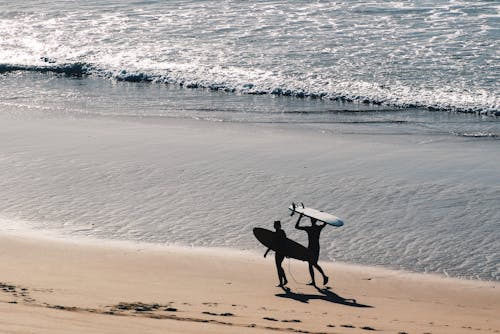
[1,112,499,333]
[1,232,499,334]
[0,226,496,285]
[0,115,498,282]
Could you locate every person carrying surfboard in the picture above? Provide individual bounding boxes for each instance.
[264,220,288,287]
[295,214,329,287]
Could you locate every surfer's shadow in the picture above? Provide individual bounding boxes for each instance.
[276,287,373,308]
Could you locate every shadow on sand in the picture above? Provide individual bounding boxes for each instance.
[276,286,372,308]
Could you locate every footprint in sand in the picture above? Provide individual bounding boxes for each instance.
[202,311,234,317]
[114,302,160,312]
[360,326,375,331]
[164,307,177,312]
[0,283,17,292]
[111,302,179,313]
[1,283,36,304]
[230,303,247,309]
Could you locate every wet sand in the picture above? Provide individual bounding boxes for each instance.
[1,233,498,334]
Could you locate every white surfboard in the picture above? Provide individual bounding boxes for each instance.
[289,203,344,227]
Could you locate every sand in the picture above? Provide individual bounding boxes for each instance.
[0,233,498,334]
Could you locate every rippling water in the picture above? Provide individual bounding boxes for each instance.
[0,1,499,281]
[0,0,498,113]
[0,73,499,281]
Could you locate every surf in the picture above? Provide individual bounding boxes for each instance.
[0,0,498,115]
[1,60,498,116]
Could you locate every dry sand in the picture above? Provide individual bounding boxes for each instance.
[0,233,498,334]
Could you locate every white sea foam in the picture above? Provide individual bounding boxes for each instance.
[0,0,498,113]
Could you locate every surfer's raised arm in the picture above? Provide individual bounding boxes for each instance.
[295,214,306,230]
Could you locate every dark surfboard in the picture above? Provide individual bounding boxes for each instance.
[253,227,310,261]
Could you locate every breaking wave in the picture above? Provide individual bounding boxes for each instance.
[1,61,498,116]
[0,0,498,116]
[0,62,91,76]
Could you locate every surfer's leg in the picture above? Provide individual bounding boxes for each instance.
[275,254,286,286]
[307,262,316,286]
[274,254,281,285]
[313,263,329,285]
[307,250,320,286]
[278,254,288,285]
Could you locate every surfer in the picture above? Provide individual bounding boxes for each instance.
[295,214,329,287]
[264,220,288,287]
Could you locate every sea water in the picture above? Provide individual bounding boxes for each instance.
[0,1,499,281]
[1,0,498,113]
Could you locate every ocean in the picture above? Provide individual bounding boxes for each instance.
[0,0,499,281]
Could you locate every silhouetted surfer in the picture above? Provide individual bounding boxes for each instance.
[264,220,288,287]
[295,214,329,286]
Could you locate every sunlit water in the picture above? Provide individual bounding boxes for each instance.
[0,73,499,281]
[0,0,498,113]
[0,0,499,281]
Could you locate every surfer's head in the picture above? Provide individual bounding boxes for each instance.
[274,220,281,229]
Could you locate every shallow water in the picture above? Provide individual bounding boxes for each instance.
[1,0,499,280]
[1,72,499,138]
[0,73,499,281]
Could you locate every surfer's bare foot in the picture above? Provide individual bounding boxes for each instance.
[307,281,316,287]
[283,278,288,285]
[323,276,329,285]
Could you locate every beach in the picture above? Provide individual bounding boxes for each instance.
[0,109,498,280]
[1,1,499,331]
[0,113,499,333]
[1,232,499,334]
